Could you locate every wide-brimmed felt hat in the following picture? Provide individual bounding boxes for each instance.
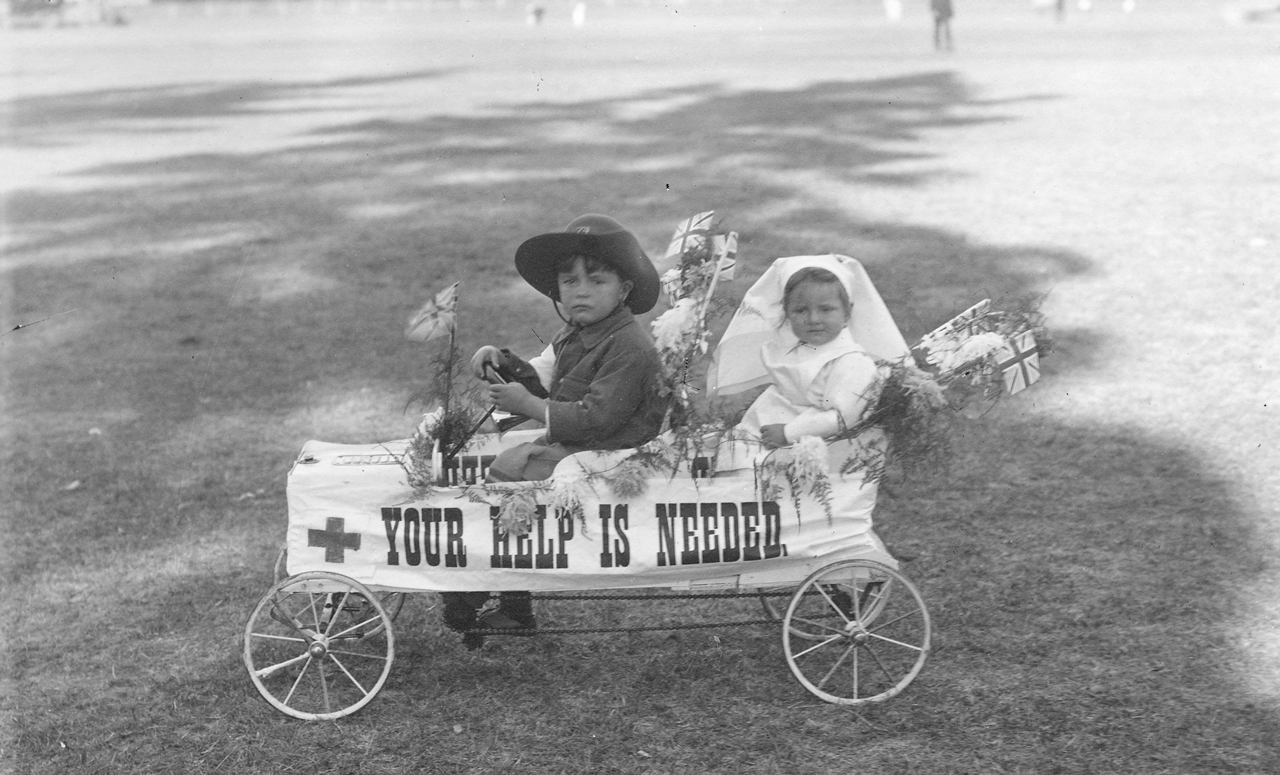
[515,214,661,314]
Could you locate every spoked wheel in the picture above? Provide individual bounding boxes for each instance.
[243,571,396,720]
[320,590,406,639]
[272,549,406,637]
[763,577,893,641]
[782,560,930,705]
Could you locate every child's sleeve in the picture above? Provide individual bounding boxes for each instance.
[526,344,555,392]
[544,334,662,447]
[782,353,882,442]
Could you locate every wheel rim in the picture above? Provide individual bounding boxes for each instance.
[271,549,405,635]
[243,572,396,720]
[782,560,930,705]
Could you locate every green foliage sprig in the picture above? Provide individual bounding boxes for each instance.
[402,338,488,495]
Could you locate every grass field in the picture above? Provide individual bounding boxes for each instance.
[3,1,1279,773]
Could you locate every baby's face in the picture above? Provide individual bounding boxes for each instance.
[557,257,633,326]
[785,281,849,346]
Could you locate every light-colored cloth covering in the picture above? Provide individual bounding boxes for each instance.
[709,254,909,472]
[709,254,910,398]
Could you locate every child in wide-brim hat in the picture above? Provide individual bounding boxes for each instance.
[444,214,668,645]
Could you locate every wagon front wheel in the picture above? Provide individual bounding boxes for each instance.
[243,571,396,720]
[782,560,930,705]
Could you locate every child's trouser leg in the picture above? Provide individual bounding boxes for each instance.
[495,591,535,627]
[442,591,491,632]
[472,445,575,632]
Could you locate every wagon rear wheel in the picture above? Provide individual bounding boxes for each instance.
[273,548,406,637]
[762,576,893,641]
[782,560,930,705]
[243,571,396,720]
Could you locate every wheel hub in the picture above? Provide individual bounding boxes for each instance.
[308,640,329,659]
[842,621,869,643]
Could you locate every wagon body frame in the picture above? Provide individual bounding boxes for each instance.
[243,432,932,719]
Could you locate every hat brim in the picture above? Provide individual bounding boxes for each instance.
[515,231,660,314]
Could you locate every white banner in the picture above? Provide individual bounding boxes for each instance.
[286,439,897,592]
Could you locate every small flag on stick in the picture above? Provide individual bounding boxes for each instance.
[663,211,715,260]
[711,231,737,280]
[995,330,1041,395]
[917,299,993,366]
[405,282,459,343]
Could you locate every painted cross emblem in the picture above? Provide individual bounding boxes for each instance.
[996,331,1041,395]
[308,517,361,563]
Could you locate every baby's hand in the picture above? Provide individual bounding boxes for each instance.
[470,346,502,380]
[760,424,789,449]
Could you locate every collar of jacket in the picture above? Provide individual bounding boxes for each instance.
[554,305,635,350]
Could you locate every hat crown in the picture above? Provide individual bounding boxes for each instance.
[514,214,661,314]
[565,214,627,236]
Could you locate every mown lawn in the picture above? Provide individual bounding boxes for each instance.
[3,1,1278,773]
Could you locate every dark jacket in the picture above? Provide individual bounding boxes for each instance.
[545,306,667,449]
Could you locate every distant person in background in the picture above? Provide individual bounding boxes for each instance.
[1055,0,1066,21]
[931,0,954,50]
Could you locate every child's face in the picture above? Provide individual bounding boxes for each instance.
[785,281,850,346]
[557,257,634,326]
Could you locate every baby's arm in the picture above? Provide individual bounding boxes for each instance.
[782,354,881,442]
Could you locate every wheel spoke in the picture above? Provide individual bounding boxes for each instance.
[326,654,373,698]
[255,651,312,680]
[282,656,313,707]
[790,615,847,637]
[815,642,857,690]
[864,642,899,685]
[851,642,859,698]
[251,631,308,645]
[866,631,926,652]
[792,632,847,660]
[815,585,852,625]
[865,608,920,634]
[319,658,332,713]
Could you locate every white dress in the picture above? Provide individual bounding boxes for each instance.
[718,329,885,471]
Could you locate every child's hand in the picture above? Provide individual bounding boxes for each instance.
[488,383,546,419]
[471,346,502,379]
[760,424,789,449]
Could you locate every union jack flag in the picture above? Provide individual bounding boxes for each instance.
[995,330,1041,395]
[405,281,459,343]
[663,210,715,260]
[710,231,737,280]
[917,299,994,365]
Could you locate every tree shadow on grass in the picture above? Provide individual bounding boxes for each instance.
[6,68,1276,773]
[6,68,458,148]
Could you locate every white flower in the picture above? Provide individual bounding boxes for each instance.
[790,436,830,488]
[650,298,701,353]
[548,470,592,515]
[937,333,1008,374]
[416,408,443,437]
